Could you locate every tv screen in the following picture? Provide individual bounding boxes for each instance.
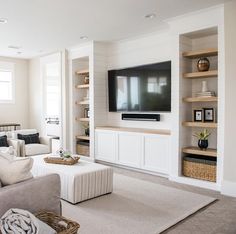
[108,61,171,112]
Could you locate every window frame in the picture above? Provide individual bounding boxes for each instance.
[0,61,15,104]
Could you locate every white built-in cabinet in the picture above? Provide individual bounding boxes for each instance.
[95,128,170,175]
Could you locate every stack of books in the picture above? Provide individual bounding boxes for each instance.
[195,91,216,97]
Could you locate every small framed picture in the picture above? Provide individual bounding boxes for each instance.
[193,109,203,122]
[203,108,215,122]
[84,108,90,118]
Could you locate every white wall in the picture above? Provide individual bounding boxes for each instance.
[106,31,172,130]
[0,57,29,128]
[222,0,236,197]
[28,57,44,134]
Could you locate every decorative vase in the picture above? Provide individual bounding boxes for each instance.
[197,57,210,72]
[85,128,90,136]
[201,81,209,92]
[198,139,208,150]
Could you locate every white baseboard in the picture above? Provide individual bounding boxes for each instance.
[221,180,236,197]
[169,175,220,191]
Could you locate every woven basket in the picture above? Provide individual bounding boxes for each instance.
[183,155,216,182]
[35,211,80,234]
[77,144,89,156]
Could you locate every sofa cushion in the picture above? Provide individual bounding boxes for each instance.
[0,147,9,152]
[18,133,40,145]
[11,129,37,139]
[25,144,50,156]
[0,152,33,186]
[0,135,9,147]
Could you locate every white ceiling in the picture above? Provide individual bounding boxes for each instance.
[0,0,230,59]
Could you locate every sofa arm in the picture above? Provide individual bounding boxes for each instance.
[7,139,20,156]
[40,136,52,153]
[0,174,61,217]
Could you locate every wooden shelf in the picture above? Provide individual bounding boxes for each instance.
[183,70,218,79]
[75,100,89,105]
[76,135,90,141]
[182,147,217,157]
[75,69,89,75]
[182,122,217,128]
[96,126,171,135]
[183,96,218,103]
[76,117,89,122]
[76,84,89,89]
[183,48,218,58]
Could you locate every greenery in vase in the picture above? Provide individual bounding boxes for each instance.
[193,129,211,140]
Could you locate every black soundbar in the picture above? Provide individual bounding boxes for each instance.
[122,113,160,121]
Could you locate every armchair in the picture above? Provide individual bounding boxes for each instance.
[0,132,20,156]
[12,129,52,157]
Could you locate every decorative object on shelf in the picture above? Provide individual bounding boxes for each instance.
[82,123,89,136]
[193,129,211,150]
[197,57,210,72]
[193,109,203,122]
[84,76,89,84]
[195,81,216,97]
[84,108,89,118]
[203,108,215,122]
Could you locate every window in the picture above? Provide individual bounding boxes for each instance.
[0,62,14,103]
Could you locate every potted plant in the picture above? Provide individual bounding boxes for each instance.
[82,123,89,136]
[193,129,211,150]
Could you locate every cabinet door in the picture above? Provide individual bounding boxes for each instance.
[118,133,142,168]
[95,130,116,162]
[142,135,170,174]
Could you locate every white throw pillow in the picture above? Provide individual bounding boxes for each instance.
[0,152,33,186]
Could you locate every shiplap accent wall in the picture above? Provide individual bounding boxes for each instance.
[106,31,172,130]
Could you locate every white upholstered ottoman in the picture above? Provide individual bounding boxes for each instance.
[31,155,113,204]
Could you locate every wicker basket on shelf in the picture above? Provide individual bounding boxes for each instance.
[35,211,80,234]
[183,155,216,182]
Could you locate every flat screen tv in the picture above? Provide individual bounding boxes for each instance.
[108,61,171,112]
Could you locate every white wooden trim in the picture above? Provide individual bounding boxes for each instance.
[221,180,236,197]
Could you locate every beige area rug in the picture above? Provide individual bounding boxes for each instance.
[62,174,216,234]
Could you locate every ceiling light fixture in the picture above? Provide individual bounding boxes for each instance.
[0,18,8,24]
[144,13,156,19]
[17,51,22,55]
[80,36,88,40]
[8,45,21,50]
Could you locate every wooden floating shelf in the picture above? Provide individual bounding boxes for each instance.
[183,96,218,103]
[75,100,89,105]
[76,135,90,141]
[76,117,89,122]
[183,70,218,79]
[76,84,89,89]
[75,69,89,75]
[182,122,217,128]
[182,147,217,157]
[183,48,218,58]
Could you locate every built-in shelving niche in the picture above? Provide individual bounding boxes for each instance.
[72,57,90,157]
[179,27,218,184]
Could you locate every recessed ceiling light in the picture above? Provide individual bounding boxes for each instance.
[17,51,22,55]
[144,13,156,19]
[0,18,8,24]
[80,36,88,40]
[8,45,22,50]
